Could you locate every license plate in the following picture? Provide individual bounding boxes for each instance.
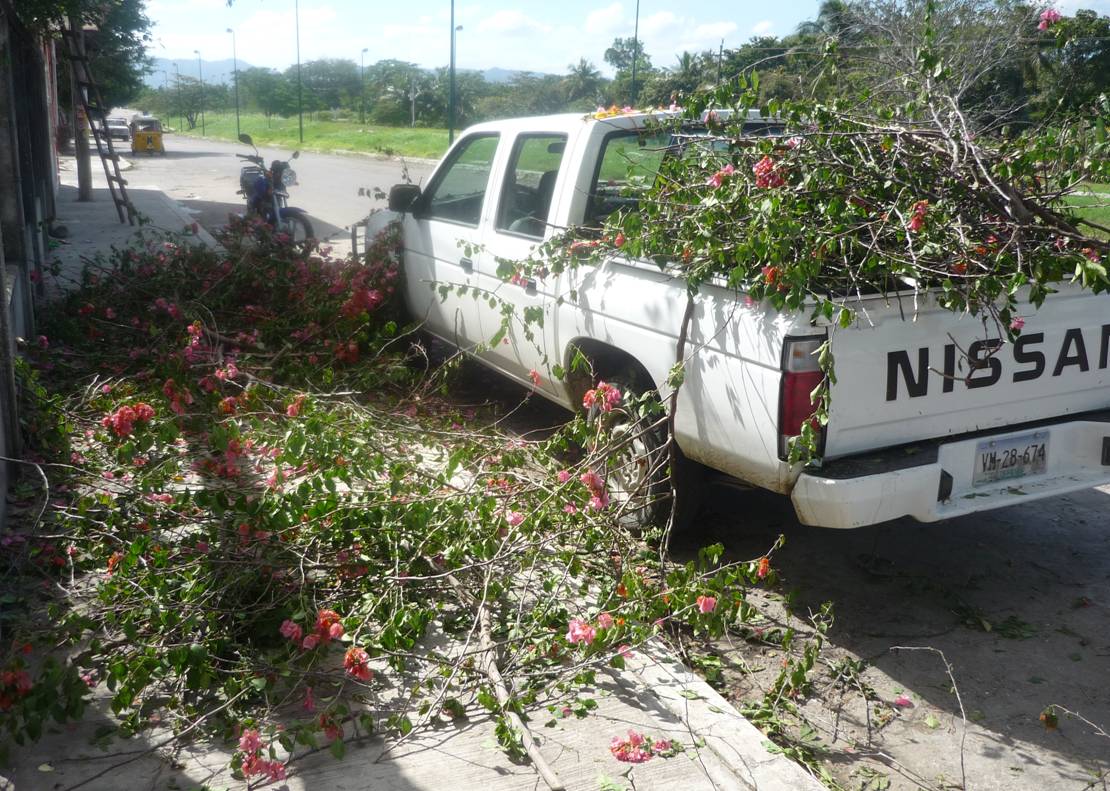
[972,431,1049,487]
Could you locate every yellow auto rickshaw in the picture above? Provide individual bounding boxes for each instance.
[130,116,165,155]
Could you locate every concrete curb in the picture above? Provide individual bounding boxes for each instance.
[625,640,826,791]
[130,187,221,249]
[178,132,442,167]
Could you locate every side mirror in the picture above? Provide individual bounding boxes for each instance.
[388,183,422,213]
[291,150,300,160]
[238,133,253,146]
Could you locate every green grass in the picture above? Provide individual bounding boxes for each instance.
[1064,193,1110,239]
[176,112,450,159]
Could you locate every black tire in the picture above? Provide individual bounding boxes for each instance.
[594,372,707,536]
[280,210,314,243]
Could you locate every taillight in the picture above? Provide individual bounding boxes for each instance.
[779,335,827,459]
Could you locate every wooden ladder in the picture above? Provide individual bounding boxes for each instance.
[59,25,136,225]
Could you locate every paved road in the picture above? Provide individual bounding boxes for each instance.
[117,133,435,245]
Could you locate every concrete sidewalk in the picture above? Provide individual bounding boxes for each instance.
[6,180,824,791]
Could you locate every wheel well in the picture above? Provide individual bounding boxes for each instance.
[564,339,659,408]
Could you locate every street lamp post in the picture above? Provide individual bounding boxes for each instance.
[227,28,240,139]
[173,62,182,132]
[295,0,303,144]
[630,0,641,106]
[194,49,205,136]
[360,47,368,124]
[448,1,462,144]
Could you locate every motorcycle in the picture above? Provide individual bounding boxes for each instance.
[236,133,314,242]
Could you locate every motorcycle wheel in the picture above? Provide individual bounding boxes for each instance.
[280,210,314,244]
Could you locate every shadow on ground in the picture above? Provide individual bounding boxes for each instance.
[180,198,346,244]
[675,480,1110,786]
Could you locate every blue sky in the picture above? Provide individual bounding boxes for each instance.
[143,1,824,75]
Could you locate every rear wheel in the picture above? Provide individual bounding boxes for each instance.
[594,372,707,537]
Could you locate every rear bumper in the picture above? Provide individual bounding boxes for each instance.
[791,414,1110,528]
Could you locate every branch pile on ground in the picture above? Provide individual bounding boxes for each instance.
[0,222,774,781]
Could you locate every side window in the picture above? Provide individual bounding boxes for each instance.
[494,134,567,239]
[585,130,671,226]
[422,134,499,226]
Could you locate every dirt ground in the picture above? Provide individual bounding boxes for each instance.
[683,483,1110,791]
[454,360,1110,791]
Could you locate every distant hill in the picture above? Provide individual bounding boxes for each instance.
[144,57,252,88]
[142,58,551,89]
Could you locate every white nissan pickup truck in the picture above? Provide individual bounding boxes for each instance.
[380,111,1110,529]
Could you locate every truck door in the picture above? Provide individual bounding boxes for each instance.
[402,133,499,346]
[476,132,567,392]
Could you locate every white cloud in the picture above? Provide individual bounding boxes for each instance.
[751,19,774,35]
[641,11,679,37]
[585,3,625,36]
[477,9,551,34]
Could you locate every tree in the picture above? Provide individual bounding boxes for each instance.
[603,37,654,105]
[292,58,361,112]
[1037,9,1110,116]
[238,67,295,119]
[563,59,603,107]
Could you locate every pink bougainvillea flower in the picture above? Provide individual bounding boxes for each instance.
[617,644,634,659]
[528,369,541,387]
[36,335,49,349]
[696,595,717,614]
[557,469,571,483]
[582,381,622,413]
[302,686,316,712]
[579,469,605,493]
[614,232,626,248]
[1010,317,1025,331]
[597,612,615,630]
[894,694,914,708]
[752,155,785,188]
[588,492,610,511]
[565,617,596,645]
[609,730,654,763]
[302,633,320,650]
[279,619,303,643]
[238,728,263,754]
[563,503,578,514]
[1038,7,1061,29]
[505,510,525,528]
[343,646,374,681]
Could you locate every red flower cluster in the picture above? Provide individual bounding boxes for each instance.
[343,646,373,681]
[908,200,929,232]
[752,155,785,188]
[101,402,155,437]
[0,667,33,711]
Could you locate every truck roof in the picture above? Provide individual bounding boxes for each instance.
[459,108,768,138]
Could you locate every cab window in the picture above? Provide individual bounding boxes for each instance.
[585,130,672,226]
[494,134,567,239]
[422,134,499,226]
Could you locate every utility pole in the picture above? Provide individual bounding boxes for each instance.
[630,0,641,106]
[227,28,240,138]
[360,47,368,124]
[68,17,92,201]
[449,0,456,143]
[717,39,723,84]
[194,49,205,135]
[173,62,183,132]
[295,0,304,144]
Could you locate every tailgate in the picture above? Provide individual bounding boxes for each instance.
[824,284,1110,459]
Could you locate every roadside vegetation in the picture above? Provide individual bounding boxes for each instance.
[175,112,449,160]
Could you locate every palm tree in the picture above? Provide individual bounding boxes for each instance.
[564,58,602,104]
[795,0,853,37]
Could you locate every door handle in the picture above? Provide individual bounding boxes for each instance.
[459,257,474,273]
[524,278,537,295]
